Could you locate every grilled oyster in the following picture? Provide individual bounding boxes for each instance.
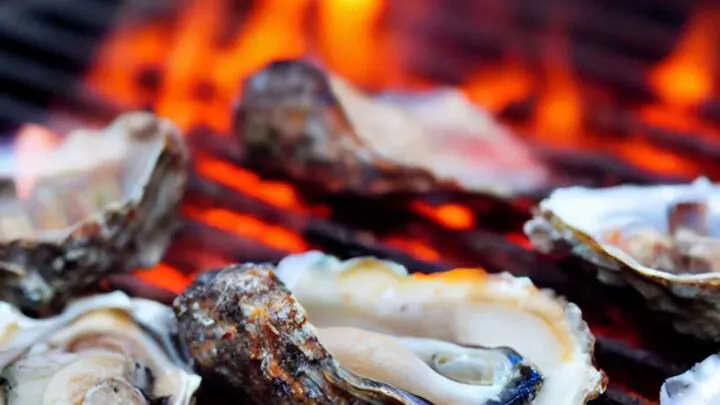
[660,353,720,404]
[236,60,550,197]
[174,263,545,404]
[0,112,189,314]
[274,252,605,404]
[524,177,720,340]
[0,291,200,405]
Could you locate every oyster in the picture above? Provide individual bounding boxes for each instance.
[524,177,720,340]
[235,60,550,197]
[174,252,605,404]
[174,264,544,404]
[660,353,720,404]
[0,291,200,405]
[0,112,189,314]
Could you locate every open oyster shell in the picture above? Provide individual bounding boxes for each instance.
[0,112,189,314]
[274,252,605,404]
[0,291,200,405]
[174,251,605,404]
[659,353,720,404]
[235,60,550,198]
[174,263,545,404]
[524,177,720,340]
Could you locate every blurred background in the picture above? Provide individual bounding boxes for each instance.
[0,1,719,401]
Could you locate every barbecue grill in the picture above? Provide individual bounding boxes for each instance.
[1,0,719,403]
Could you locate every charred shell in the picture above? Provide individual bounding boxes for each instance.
[235,60,550,198]
[173,264,545,405]
[0,291,200,405]
[524,178,720,340]
[0,112,189,314]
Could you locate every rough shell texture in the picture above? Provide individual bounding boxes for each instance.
[274,251,606,405]
[0,291,201,405]
[235,60,549,198]
[0,112,189,314]
[173,265,432,405]
[524,178,720,340]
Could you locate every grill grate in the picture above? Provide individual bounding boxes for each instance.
[1,1,718,404]
[0,0,123,126]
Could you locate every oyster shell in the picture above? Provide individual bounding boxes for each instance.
[0,112,189,314]
[0,291,200,405]
[524,177,720,340]
[235,60,550,197]
[659,353,720,404]
[174,264,545,404]
[274,252,605,404]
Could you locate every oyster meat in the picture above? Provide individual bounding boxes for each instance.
[235,60,550,197]
[174,264,543,404]
[0,112,189,314]
[174,251,605,404]
[524,177,720,340]
[0,291,200,405]
[660,353,720,404]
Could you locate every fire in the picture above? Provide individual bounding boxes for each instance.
[76,0,720,279]
[316,0,393,88]
[195,156,313,214]
[183,205,309,253]
[650,4,718,108]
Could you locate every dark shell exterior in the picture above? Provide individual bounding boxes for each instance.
[0,112,189,314]
[173,264,432,405]
[234,60,548,197]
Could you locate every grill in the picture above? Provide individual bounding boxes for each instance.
[2,0,720,403]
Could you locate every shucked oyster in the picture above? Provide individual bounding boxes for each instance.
[174,251,605,404]
[174,264,543,404]
[235,60,550,198]
[0,291,200,405]
[0,112,189,314]
[524,178,720,340]
[660,353,720,404]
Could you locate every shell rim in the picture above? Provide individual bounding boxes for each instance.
[538,208,720,286]
[0,112,187,247]
[275,251,608,402]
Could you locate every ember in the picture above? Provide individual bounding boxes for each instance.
[1,0,720,404]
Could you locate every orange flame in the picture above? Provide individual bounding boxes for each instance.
[316,0,391,88]
[195,156,314,214]
[183,206,309,252]
[78,0,720,276]
[136,263,192,294]
[650,4,718,107]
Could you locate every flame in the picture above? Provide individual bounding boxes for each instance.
[316,0,391,88]
[384,236,441,262]
[411,201,474,230]
[136,263,192,294]
[79,0,720,278]
[650,5,718,107]
[183,206,309,252]
[534,17,583,146]
[195,156,315,214]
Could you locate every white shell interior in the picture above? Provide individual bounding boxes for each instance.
[660,353,720,405]
[275,251,604,405]
[329,77,551,196]
[0,292,200,405]
[538,177,720,279]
